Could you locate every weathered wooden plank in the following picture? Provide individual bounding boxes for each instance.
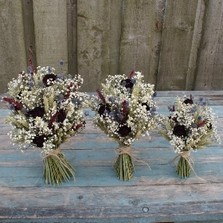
[21,0,37,70]
[0,0,26,93]
[119,0,166,85]
[185,0,205,90]
[0,219,223,223]
[0,143,222,187]
[157,0,198,90]
[33,0,68,72]
[1,156,222,186]
[67,0,78,76]
[106,0,123,76]
[0,184,222,222]
[77,0,122,91]
[195,0,223,90]
[0,144,222,165]
[155,90,223,96]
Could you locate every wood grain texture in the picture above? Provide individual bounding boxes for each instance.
[33,0,68,72]
[67,0,78,76]
[0,185,222,222]
[119,0,166,85]
[0,0,26,92]
[77,0,122,91]
[1,1,223,93]
[0,91,223,222]
[21,0,37,70]
[195,0,223,90]
[185,0,205,90]
[157,0,198,90]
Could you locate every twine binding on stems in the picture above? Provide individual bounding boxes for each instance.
[43,148,75,183]
[44,147,61,159]
[171,150,206,181]
[44,148,75,177]
[116,146,151,169]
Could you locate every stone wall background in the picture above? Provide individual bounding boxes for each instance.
[0,0,223,92]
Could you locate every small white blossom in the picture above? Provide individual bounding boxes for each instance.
[89,71,157,146]
[4,66,87,153]
[158,96,221,154]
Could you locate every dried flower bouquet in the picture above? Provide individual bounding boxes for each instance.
[3,66,86,184]
[159,95,221,178]
[89,71,157,180]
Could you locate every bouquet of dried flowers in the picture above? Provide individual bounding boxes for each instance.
[89,71,157,180]
[159,95,221,178]
[3,66,86,184]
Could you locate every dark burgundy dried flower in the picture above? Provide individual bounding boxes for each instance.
[3,97,23,111]
[27,107,45,118]
[184,95,193,104]
[173,124,188,137]
[43,74,57,86]
[117,125,131,137]
[73,122,85,131]
[142,103,150,111]
[48,112,58,129]
[48,109,67,129]
[121,100,129,122]
[171,116,178,123]
[128,70,135,78]
[120,79,134,89]
[33,135,46,147]
[184,98,193,104]
[57,109,66,123]
[98,103,111,116]
[96,90,106,104]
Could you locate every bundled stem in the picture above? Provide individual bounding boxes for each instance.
[43,150,75,185]
[114,145,135,181]
[176,155,192,178]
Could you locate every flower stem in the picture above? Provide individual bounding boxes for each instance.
[43,152,75,185]
[176,156,192,178]
[114,153,134,181]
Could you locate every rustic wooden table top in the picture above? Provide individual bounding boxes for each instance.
[0,91,223,223]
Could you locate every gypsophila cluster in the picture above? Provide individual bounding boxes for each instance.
[159,95,221,154]
[89,71,157,145]
[3,66,86,154]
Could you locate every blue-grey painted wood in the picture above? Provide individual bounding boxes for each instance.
[0,91,223,223]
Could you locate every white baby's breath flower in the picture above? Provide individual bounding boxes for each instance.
[89,71,157,146]
[159,95,221,154]
[4,66,86,153]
